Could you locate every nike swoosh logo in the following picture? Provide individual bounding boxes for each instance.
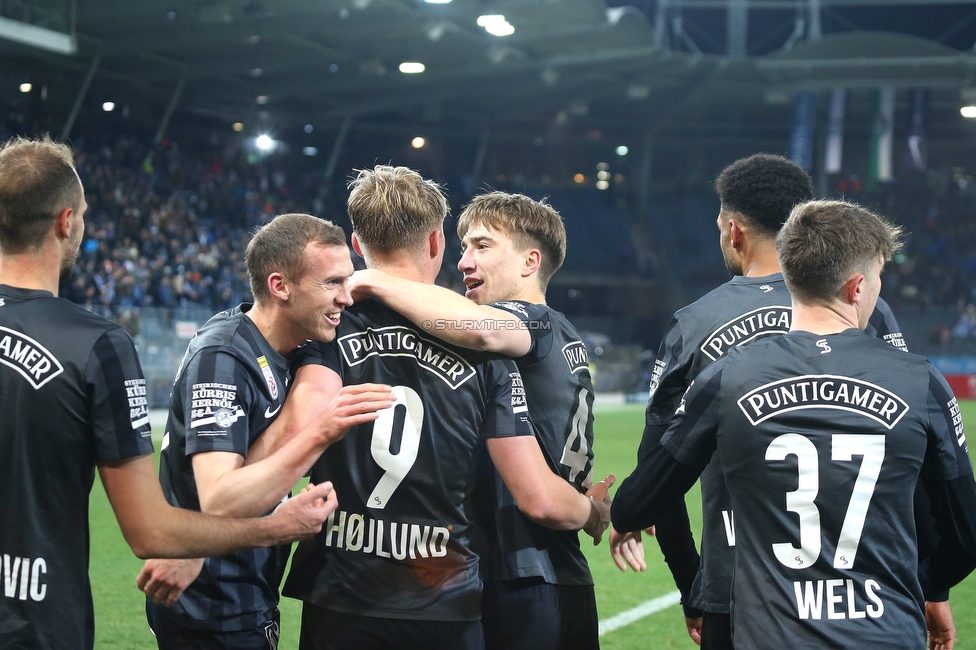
[264,404,282,419]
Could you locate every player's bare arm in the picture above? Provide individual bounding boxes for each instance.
[349,268,532,356]
[99,455,336,559]
[194,380,395,518]
[486,435,612,540]
[245,364,344,463]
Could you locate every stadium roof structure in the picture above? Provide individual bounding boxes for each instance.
[3,0,976,149]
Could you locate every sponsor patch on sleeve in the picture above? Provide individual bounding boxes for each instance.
[190,381,245,431]
[124,378,151,431]
[510,371,528,413]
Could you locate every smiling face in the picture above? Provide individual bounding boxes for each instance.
[457,222,529,306]
[287,243,355,342]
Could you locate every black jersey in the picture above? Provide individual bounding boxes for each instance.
[661,331,969,649]
[644,274,906,613]
[474,301,596,587]
[153,304,291,632]
[0,285,153,650]
[282,299,533,621]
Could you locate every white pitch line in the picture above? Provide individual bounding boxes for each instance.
[598,590,682,636]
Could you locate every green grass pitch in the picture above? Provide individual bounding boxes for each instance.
[88,401,976,649]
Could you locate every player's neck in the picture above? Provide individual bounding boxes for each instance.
[245,303,304,356]
[367,260,434,285]
[739,242,781,278]
[790,300,860,335]
[504,282,546,305]
[0,251,61,295]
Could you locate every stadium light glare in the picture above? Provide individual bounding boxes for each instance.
[304,124,313,133]
[399,62,426,74]
[412,137,426,149]
[596,180,610,190]
[616,145,628,156]
[232,122,244,132]
[303,146,318,156]
[19,82,31,93]
[102,102,115,112]
[598,171,610,181]
[573,173,585,184]
[255,134,274,151]
[485,21,514,36]
[477,15,506,26]
[962,106,976,118]
[424,0,452,3]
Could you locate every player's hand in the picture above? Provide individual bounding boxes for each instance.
[926,600,955,650]
[685,616,703,646]
[609,527,647,572]
[269,481,339,543]
[315,384,395,445]
[136,558,205,607]
[348,269,382,302]
[583,475,614,545]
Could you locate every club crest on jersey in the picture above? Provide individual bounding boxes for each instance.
[257,355,278,399]
[701,306,791,361]
[562,341,588,373]
[0,326,64,389]
[737,374,910,429]
[338,325,476,390]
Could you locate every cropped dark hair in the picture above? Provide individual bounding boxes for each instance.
[715,154,814,237]
[777,200,902,304]
[246,213,347,302]
[0,135,83,253]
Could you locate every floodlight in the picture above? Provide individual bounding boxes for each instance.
[255,134,274,151]
[962,106,976,118]
[485,21,514,36]
[19,83,31,93]
[102,102,115,112]
[412,137,426,149]
[303,147,318,156]
[232,122,244,132]
[399,62,426,74]
[616,145,628,156]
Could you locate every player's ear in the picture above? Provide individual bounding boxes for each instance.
[267,272,290,301]
[522,248,542,277]
[350,233,365,258]
[728,219,745,249]
[428,230,444,260]
[54,206,73,241]
[845,273,866,305]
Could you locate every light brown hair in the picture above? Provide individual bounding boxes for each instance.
[457,191,567,289]
[246,213,347,302]
[346,166,448,254]
[777,200,902,303]
[0,135,83,253]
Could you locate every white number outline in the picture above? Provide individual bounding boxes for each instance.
[367,385,424,510]
[560,385,592,486]
[765,433,885,571]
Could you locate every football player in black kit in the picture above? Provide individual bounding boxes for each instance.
[609,153,948,650]
[350,191,615,650]
[611,199,976,650]
[0,138,338,650]
[271,167,612,650]
[138,214,395,650]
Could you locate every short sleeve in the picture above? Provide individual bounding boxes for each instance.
[924,365,973,481]
[490,300,553,365]
[481,358,534,440]
[290,339,342,375]
[181,348,254,457]
[87,327,154,462]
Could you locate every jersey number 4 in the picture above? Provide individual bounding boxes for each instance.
[765,433,885,571]
[368,385,423,510]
